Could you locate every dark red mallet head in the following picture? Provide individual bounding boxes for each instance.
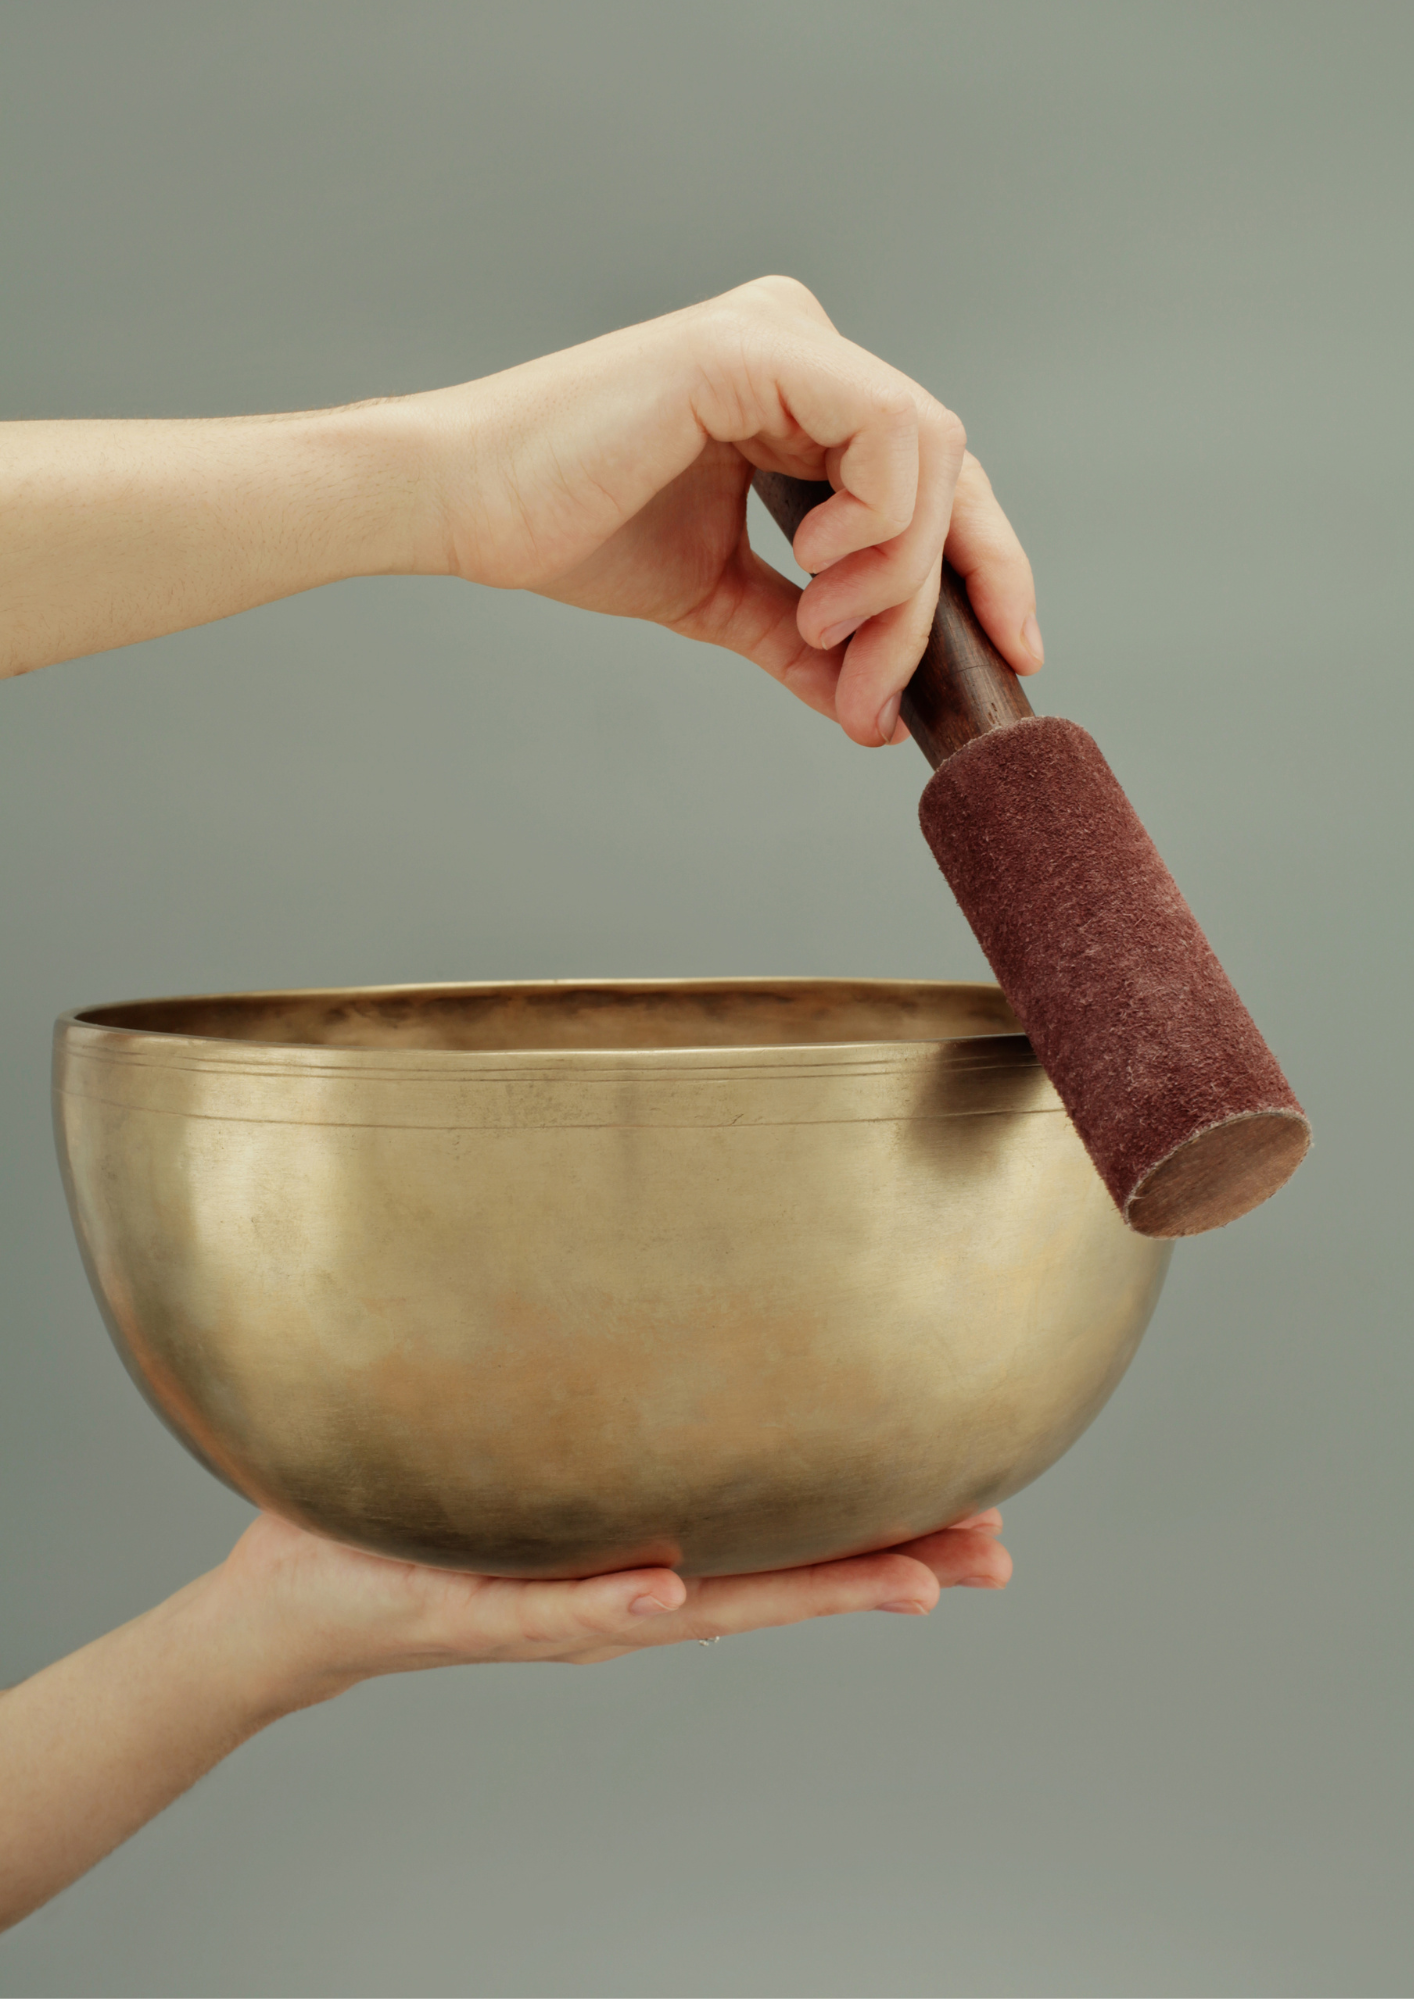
[754,472,1309,1238]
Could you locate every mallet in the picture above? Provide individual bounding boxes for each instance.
[754,471,1309,1237]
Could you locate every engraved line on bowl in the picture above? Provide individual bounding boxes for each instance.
[54,1089,1064,1133]
[58,1046,1039,1086]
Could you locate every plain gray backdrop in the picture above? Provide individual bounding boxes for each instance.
[1,3,1410,1995]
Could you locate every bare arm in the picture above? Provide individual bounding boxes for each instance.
[0,403,429,676]
[0,1567,284,1931]
[1,277,1041,742]
[0,1509,1009,1931]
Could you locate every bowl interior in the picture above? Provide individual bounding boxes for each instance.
[74,977,1024,1055]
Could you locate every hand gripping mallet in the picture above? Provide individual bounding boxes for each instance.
[754,471,1309,1237]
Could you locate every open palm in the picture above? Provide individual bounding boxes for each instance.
[220,1506,1013,1688]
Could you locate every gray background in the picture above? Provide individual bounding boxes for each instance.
[1,2,1410,1994]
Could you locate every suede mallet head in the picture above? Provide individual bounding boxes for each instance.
[755,471,1309,1238]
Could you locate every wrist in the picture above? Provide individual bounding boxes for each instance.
[169,1561,358,1726]
[306,395,449,584]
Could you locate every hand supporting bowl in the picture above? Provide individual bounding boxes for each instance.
[54,979,1170,1576]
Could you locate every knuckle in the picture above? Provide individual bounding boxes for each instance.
[868,381,916,426]
[879,548,941,607]
[931,402,967,454]
[729,273,824,324]
[874,502,915,542]
[749,272,822,312]
[696,298,754,354]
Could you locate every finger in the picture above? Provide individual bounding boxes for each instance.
[793,396,964,647]
[670,539,847,722]
[944,453,1043,676]
[890,1523,1014,1592]
[461,1566,688,1654]
[685,553,917,741]
[793,400,963,746]
[830,559,942,746]
[480,1550,940,1659]
[694,309,955,587]
[672,1549,945,1644]
[790,406,920,580]
[943,1508,1004,1535]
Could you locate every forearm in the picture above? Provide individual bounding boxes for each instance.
[0,401,438,677]
[0,1567,306,1931]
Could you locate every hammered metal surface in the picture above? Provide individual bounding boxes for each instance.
[53,980,1170,1575]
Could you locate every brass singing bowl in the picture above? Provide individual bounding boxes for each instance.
[53,979,1171,1577]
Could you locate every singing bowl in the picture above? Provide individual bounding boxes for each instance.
[53,979,1171,1577]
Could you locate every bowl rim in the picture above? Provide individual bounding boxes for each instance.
[54,975,1033,1068]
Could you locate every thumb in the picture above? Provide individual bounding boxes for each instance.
[674,540,850,723]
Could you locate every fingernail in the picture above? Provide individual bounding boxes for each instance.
[629,1594,672,1617]
[959,1576,1004,1589]
[820,615,865,651]
[1022,614,1044,665]
[877,1599,929,1614]
[875,695,901,745]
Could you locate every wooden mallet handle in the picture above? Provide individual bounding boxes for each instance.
[752,469,1032,765]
